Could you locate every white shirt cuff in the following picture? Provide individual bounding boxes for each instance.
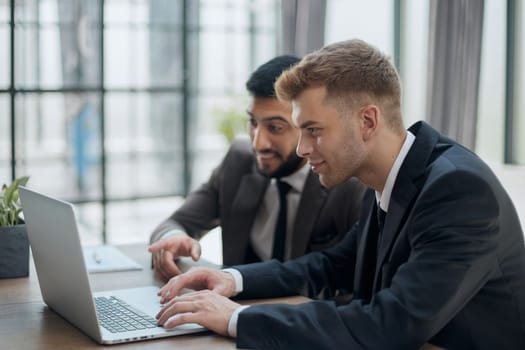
[221,268,243,296]
[227,305,250,337]
[160,229,187,240]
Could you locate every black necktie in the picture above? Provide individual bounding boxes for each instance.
[376,204,386,251]
[362,203,386,298]
[271,180,291,261]
[377,205,386,234]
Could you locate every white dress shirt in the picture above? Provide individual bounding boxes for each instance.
[375,131,415,210]
[250,162,310,261]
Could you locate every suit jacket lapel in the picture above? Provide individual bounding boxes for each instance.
[224,172,268,265]
[289,171,327,258]
[374,121,440,288]
[354,191,379,301]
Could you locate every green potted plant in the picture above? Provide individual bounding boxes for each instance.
[0,176,30,278]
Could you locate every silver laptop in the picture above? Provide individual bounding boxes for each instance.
[19,186,206,344]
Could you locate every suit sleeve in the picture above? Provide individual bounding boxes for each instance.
[234,218,360,300]
[235,170,500,349]
[150,156,226,244]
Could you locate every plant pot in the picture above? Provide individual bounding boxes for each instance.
[0,224,30,278]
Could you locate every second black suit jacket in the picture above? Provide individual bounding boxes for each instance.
[151,139,365,266]
[233,121,525,349]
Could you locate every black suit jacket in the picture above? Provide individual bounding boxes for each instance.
[234,121,525,349]
[151,139,365,266]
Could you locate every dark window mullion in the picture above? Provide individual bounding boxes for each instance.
[393,0,401,73]
[9,0,15,181]
[504,0,516,164]
[182,0,190,196]
[100,0,108,243]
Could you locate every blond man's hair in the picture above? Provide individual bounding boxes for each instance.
[275,39,404,132]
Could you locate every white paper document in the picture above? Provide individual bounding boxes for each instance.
[83,245,143,273]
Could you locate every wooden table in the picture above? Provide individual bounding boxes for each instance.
[0,244,444,350]
[0,244,308,350]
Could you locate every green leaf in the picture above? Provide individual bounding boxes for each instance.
[0,176,30,227]
[3,181,16,205]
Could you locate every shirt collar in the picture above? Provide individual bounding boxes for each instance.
[375,131,415,212]
[275,162,309,193]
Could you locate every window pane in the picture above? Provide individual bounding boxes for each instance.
[252,32,278,69]
[14,93,102,201]
[476,0,506,163]
[0,94,9,182]
[104,26,150,88]
[105,0,184,88]
[14,0,102,89]
[105,92,184,198]
[105,0,147,25]
[252,0,278,28]
[190,94,236,189]
[201,0,249,27]
[400,0,429,127]
[149,0,185,26]
[0,25,8,88]
[149,30,185,88]
[105,28,183,88]
[325,0,394,55]
[105,0,184,26]
[199,31,251,92]
[0,0,8,22]
[106,197,183,244]
[149,0,185,89]
[77,202,104,246]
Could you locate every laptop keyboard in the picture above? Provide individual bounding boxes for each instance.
[94,296,159,333]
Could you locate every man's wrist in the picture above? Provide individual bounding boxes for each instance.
[227,305,250,337]
[221,268,243,296]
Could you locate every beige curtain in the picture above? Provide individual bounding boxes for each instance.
[280,0,326,56]
[426,0,484,150]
